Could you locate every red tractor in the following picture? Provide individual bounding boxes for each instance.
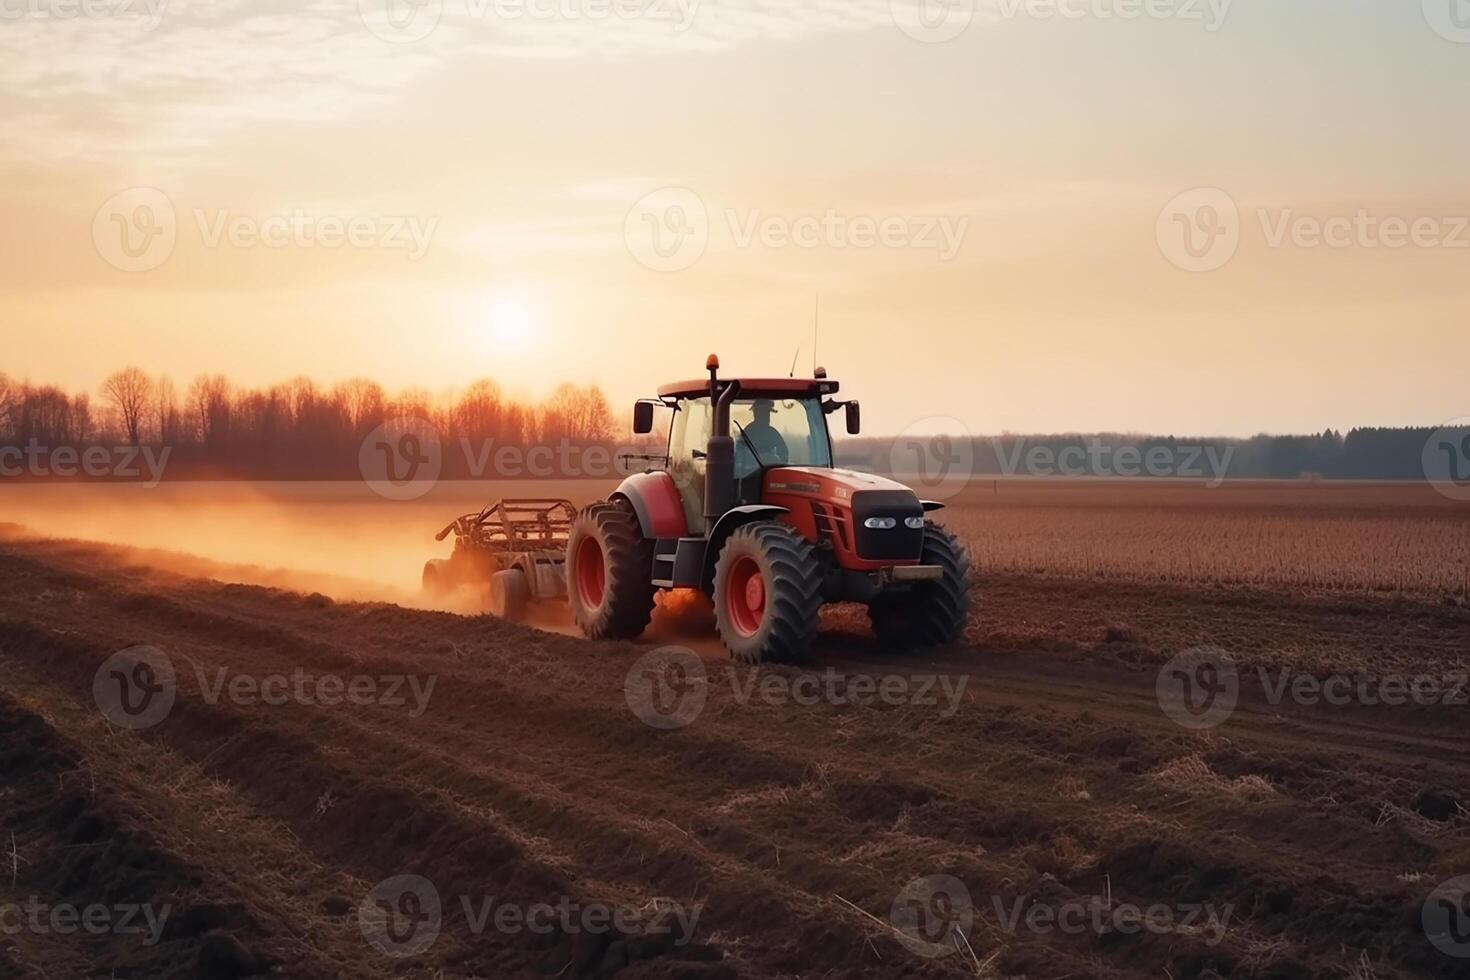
[565,356,971,663]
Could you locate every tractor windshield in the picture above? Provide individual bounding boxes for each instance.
[730,397,833,476]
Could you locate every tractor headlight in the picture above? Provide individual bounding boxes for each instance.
[863,517,897,530]
[904,516,926,530]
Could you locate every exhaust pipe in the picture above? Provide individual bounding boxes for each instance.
[704,355,739,534]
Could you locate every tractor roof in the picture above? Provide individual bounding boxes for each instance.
[657,377,840,400]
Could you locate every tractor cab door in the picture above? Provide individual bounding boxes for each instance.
[667,396,711,534]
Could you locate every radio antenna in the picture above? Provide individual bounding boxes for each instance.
[788,344,801,378]
[812,294,820,376]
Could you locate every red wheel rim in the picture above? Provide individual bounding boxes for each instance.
[575,536,606,608]
[725,556,766,638]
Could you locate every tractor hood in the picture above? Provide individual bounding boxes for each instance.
[763,467,930,565]
[765,466,919,501]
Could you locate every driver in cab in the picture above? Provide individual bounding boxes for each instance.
[737,399,789,471]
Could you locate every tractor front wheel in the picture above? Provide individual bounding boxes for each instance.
[567,499,655,639]
[713,522,823,664]
[868,523,972,649]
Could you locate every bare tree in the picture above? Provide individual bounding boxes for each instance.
[545,383,614,442]
[102,367,153,445]
[0,372,14,440]
[187,374,231,445]
[154,375,178,444]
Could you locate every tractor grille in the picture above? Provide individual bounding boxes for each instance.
[850,490,924,562]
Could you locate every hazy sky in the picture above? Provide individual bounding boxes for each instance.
[2,0,1467,436]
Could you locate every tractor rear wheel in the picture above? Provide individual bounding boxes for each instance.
[868,522,971,649]
[488,568,531,623]
[713,522,823,664]
[567,499,655,639]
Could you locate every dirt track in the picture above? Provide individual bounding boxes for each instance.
[1,527,1468,979]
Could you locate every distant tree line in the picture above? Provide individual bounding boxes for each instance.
[0,368,623,479]
[0,368,1449,482]
[837,429,1449,482]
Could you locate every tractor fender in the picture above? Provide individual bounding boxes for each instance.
[702,505,791,591]
[612,472,689,540]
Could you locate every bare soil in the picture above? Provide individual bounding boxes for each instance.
[0,524,1467,979]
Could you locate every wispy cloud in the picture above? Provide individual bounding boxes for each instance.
[1,0,938,168]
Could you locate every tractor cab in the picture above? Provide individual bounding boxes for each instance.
[644,365,857,533]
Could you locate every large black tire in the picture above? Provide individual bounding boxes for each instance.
[713,522,823,665]
[567,499,655,640]
[488,568,531,623]
[868,522,972,649]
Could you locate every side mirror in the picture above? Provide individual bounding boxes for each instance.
[845,401,861,435]
[633,401,655,435]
